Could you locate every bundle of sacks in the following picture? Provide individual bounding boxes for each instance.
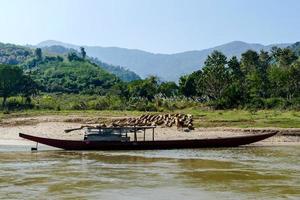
[110,113,194,130]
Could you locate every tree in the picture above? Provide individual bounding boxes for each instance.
[0,65,23,108]
[175,47,299,108]
[240,50,260,74]
[35,48,42,61]
[179,71,200,98]
[226,56,246,107]
[0,65,39,108]
[271,47,297,67]
[268,65,289,98]
[287,60,300,98]
[128,76,159,100]
[228,56,243,81]
[269,48,298,99]
[268,60,300,100]
[18,75,39,104]
[204,50,227,67]
[240,50,266,99]
[201,51,229,100]
[44,55,64,63]
[257,50,271,98]
[80,47,86,60]
[158,81,178,97]
[67,52,81,62]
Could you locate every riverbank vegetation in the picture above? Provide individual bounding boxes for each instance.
[0,43,300,116]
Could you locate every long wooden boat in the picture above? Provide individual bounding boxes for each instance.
[19,131,277,151]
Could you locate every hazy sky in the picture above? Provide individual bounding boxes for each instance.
[0,0,299,53]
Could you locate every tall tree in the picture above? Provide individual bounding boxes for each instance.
[204,50,227,67]
[271,47,297,67]
[287,60,300,98]
[268,65,289,98]
[67,52,81,62]
[34,48,42,61]
[257,50,271,98]
[228,56,243,81]
[269,48,298,99]
[225,56,246,106]
[240,50,260,74]
[128,76,159,100]
[201,51,228,100]
[18,75,39,104]
[0,65,23,108]
[240,50,263,99]
[179,71,201,98]
[80,47,86,60]
[158,81,178,97]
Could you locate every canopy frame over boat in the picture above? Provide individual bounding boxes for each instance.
[65,125,157,142]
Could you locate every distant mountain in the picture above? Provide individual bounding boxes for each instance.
[89,58,141,82]
[41,45,73,55]
[37,40,291,81]
[37,40,78,49]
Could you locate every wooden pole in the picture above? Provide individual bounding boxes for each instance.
[31,142,38,151]
[143,129,146,141]
[134,126,137,142]
[152,128,154,141]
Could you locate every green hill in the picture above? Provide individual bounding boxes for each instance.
[40,45,141,81]
[0,42,123,95]
[0,42,140,82]
[31,60,121,94]
[0,42,33,64]
[90,58,140,82]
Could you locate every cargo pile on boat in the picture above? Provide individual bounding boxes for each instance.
[110,113,194,130]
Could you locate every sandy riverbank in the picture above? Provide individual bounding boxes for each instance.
[0,115,299,146]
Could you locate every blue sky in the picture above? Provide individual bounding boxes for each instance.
[0,0,299,53]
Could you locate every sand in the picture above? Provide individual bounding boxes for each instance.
[0,115,299,147]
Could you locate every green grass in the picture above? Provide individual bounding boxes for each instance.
[0,109,149,119]
[1,108,300,128]
[180,108,300,128]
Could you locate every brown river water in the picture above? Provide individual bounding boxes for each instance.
[0,145,299,200]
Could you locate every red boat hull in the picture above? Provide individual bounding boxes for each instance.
[19,132,277,150]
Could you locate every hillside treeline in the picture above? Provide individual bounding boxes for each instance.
[0,46,299,111]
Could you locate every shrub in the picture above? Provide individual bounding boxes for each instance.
[71,101,88,110]
[246,98,265,109]
[263,98,285,109]
[2,96,34,110]
[208,98,229,109]
[34,95,57,110]
[287,98,300,110]
[107,96,125,110]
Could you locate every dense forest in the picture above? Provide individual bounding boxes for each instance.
[0,42,299,111]
[179,47,300,109]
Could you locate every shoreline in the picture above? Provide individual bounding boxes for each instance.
[0,115,299,147]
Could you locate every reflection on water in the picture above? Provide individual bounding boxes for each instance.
[0,146,299,200]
